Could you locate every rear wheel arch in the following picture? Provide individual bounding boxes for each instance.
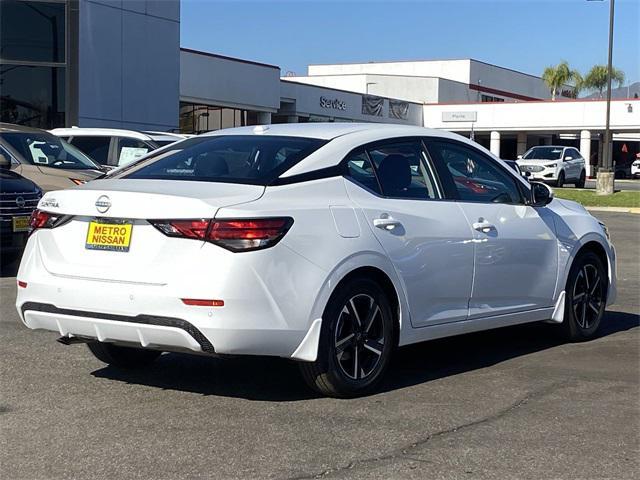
[328,266,401,347]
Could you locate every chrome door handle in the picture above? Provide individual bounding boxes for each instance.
[472,220,495,233]
[373,217,401,230]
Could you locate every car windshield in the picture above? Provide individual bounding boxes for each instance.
[523,147,564,160]
[2,132,101,170]
[118,135,326,185]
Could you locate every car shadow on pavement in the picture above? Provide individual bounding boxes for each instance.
[91,310,639,402]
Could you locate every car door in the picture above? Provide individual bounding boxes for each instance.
[343,139,474,327]
[571,148,585,178]
[562,148,577,180]
[425,139,558,319]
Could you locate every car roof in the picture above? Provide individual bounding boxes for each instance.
[50,127,153,141]
[201,122,452,141]
[0,123,49,134]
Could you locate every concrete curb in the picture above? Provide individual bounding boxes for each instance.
[586,206,640,214]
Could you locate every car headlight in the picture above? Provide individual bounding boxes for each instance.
[598,221,610,241]
[545,163,558,168]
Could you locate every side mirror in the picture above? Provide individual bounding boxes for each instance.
[522,170,531,179]
[517,154,523,159]
[530,181,554,207]
[0,153,10,169]
[564,156,573,161]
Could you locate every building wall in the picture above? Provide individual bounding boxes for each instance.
[77,0,180,130]
[469,60,551,100]
[280,80,423,126]
[180,49,281,112]
[307,59,555,102]
[424,99,640,132]
[308,60,473,84]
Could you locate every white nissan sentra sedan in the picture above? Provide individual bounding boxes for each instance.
[16,123,616,397]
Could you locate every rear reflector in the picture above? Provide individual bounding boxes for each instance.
[181,299,224,307]
[17,280,27,288]
[149,217,293,252]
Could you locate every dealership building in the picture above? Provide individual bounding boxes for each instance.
[1,0,638,172]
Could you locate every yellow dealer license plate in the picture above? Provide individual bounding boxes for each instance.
[12,216,30,232]
[85,220,133,252]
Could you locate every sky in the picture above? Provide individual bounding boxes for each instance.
[180,0,640,85]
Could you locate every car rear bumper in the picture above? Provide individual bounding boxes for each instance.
[16,233,327,359]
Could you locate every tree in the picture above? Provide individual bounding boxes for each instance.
[582,65,625,98]
[542,61,582,100]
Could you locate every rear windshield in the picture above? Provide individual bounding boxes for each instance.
[1,132,101,170]
[523,147,564,160]
[119,135,326,185]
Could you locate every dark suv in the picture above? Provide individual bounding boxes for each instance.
[0,159,41,263]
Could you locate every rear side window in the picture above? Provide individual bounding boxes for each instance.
[117,137,152,167]
[121,135,326,185]
[345,150,382,194]
[367,141,439,199]
[69,136,111,165]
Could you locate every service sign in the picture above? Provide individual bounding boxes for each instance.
[320,96,347,111]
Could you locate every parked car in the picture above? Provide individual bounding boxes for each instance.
[0,124,104,192]
[50,128,188,168]
[16,123,616,397]
[632,156,640,178]
[502,159,529,179]
[517,146,586,187]
[0,161,42,263]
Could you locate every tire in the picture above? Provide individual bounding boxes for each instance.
[299,277,395,398]
[555,171,565,188]
[575,170,586,188]
[561,251,607,342]
[87,342,162,368]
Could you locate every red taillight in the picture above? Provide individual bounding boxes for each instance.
[29,209,51,229]
[152,219,210,239]
[207,218,292,251]
[149,217,293,252]
[29,209,69,232]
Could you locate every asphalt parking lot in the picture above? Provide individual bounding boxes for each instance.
[1,211,638,480]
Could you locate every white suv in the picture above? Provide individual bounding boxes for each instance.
[50,128,189,168]
[517,146,586,188]
[632,155,640,178]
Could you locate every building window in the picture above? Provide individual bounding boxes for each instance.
[0,64,65,127]
[0,0,66,63]
[179,102,258,134]
[480,94,505,103]
[0,0,69,129]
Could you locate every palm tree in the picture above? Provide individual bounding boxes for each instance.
[582,65,625,98]
[542,61,582,100]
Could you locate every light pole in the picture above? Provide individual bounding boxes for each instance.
[589,0,616,195]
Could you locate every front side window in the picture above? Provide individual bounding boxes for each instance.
[428,141,522,204]
[69,136,111,166]
[120,135,326,185]
[1,132,100,170]
[366,141,439,199]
